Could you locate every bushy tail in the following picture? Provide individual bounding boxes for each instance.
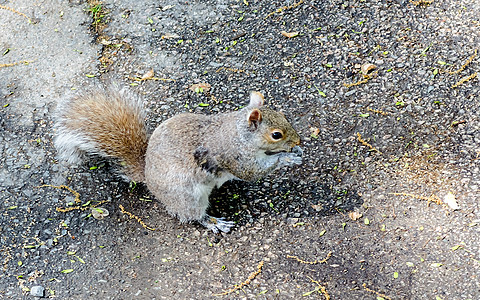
[54,86,148,182]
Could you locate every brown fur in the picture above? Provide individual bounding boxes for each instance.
[56,88,148,182]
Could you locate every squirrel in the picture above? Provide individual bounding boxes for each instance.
[54,86,303,233]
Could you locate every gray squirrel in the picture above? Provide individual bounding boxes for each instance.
[54,86,303,233]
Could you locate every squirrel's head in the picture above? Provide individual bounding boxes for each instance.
[245,91,301,154]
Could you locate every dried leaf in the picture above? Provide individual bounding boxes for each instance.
[141,69,155,80]
[162,5,175,11]
[189,82,211,93]
[280,31,299,38]
[348,211,363,221]
[310,127,320,139]
[444,192,459,210]
[361,63,376,75]
[161,33,180,39]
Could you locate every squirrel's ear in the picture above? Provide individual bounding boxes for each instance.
[247,108,262,130]
[248,91,264,108]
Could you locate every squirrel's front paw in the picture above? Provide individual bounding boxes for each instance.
[292,145,303,156]
[280,146,303,166]
[199,215,235,233]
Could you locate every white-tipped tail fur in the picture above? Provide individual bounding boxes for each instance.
[54,85,149,182]
[54,130,100,164]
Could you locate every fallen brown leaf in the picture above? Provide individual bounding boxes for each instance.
[348,211,363,221]
[361,63,376,75]
[281,31,299,38]
[189,82,211,93]
[141,69,155,80]
[310,127,320,137]
[161,33,180,39]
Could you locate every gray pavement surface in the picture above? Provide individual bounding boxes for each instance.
[1,0,479,299]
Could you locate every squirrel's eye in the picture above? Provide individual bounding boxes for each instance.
[271,131,283,140]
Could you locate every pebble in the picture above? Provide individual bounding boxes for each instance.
[345,90,356,97]
[30,286,45,298]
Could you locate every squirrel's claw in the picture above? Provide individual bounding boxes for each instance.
[200,215,235,233]
[285,153,303,165]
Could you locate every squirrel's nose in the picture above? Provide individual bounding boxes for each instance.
[291,138,301,147]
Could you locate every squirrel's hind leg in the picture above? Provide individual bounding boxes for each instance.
[199,215,235,233]
[191,183,235,233]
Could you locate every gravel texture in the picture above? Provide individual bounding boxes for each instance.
[1,0,479,299]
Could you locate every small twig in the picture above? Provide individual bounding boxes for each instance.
[451,72,477,88]
[306,276,330,300]
[447,49,477,75]
[119,204,156,231]
[56,206,83,213]
[391,204,397,219]
[343,72,377,88]
[128,76,175,82]
[410,0,433,6]
[0,61,33,69]
[388,192,443,206]
[215,67,247,74]
[38,185,81,203]
[265,0,303,19]
[367,107,389,116]
[55,199,110,213]
[0,5,31,22]
[38,184,109,212]
[344,77,369,88]
[287,252,332,265]
[357,132,382,154]
[363,283,392,300]
[422,236,433,248]
[213,261,264,296]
